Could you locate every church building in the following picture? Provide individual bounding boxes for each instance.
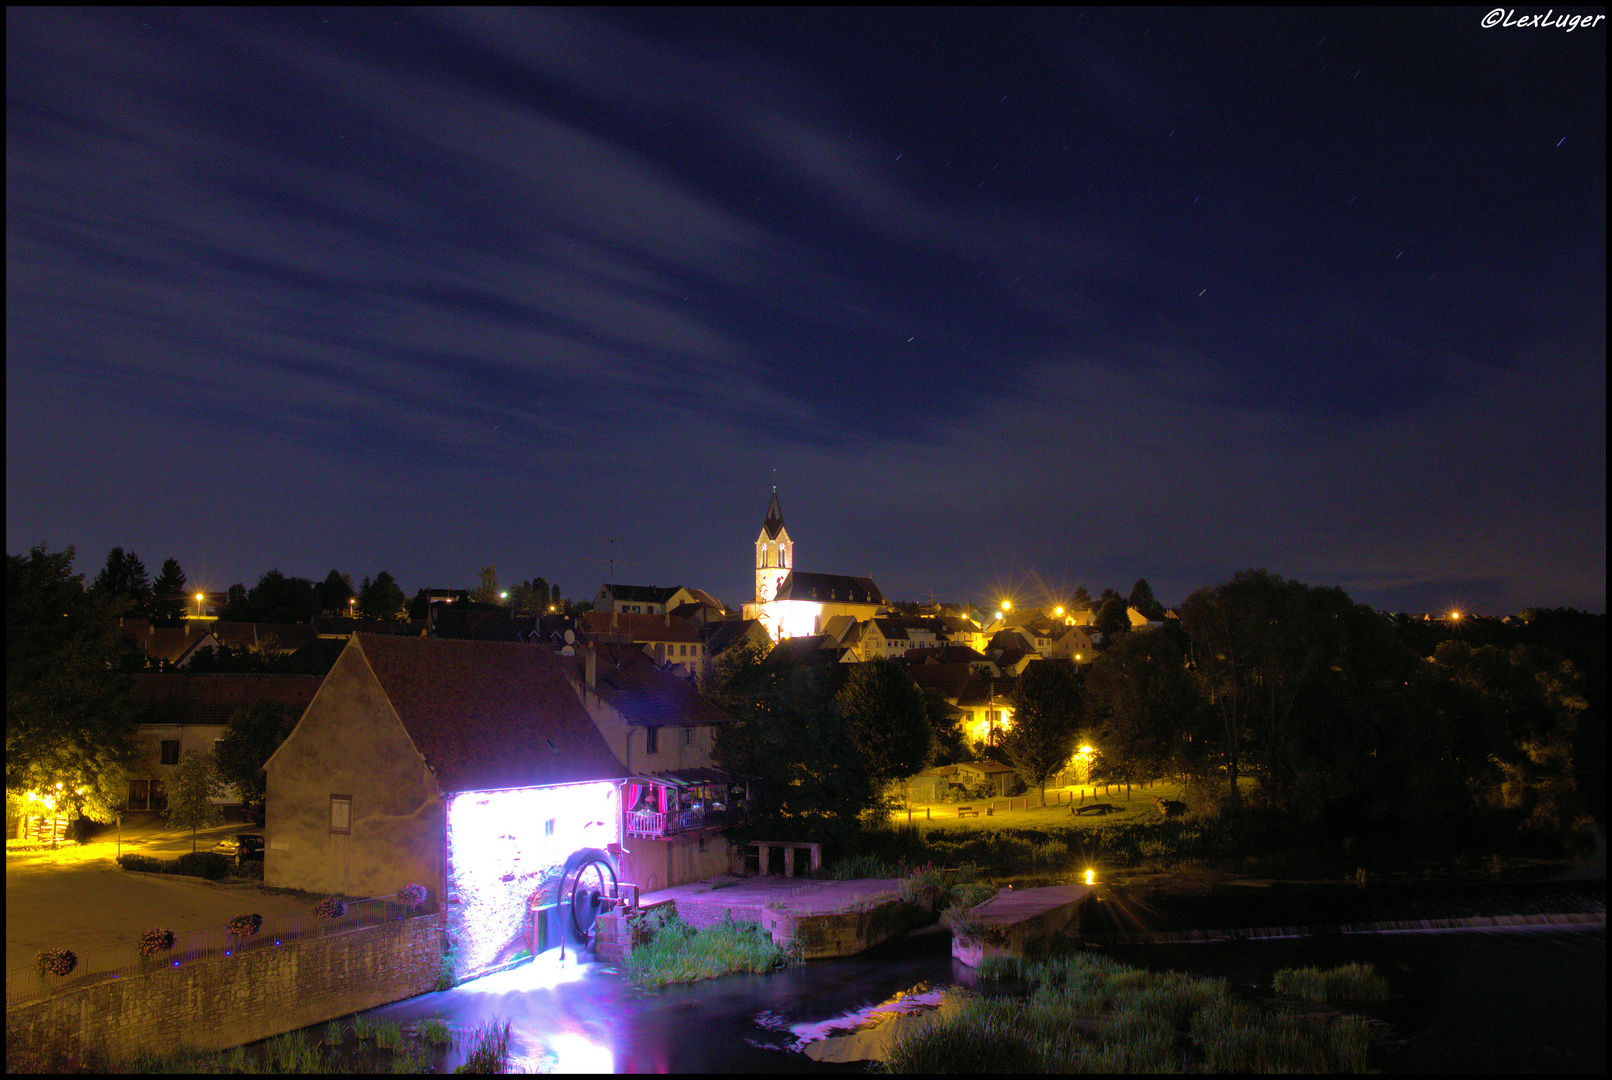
[741,490,886,641]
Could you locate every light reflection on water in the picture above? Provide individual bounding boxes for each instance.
[313,919,1600,1073]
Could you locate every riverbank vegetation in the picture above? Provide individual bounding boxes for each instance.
[883,954,1380,1073]
[624,908,796,988]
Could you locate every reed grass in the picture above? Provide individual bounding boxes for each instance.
[888,953,1373,1073]
[625,913,792,988]
[411,1017,453,1046]
[322,1020,344,1047]
[1274,961,1390,1003]
[374,1019,404,1051]
[461,1016,511,1073]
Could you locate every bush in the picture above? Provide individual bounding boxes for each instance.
[314,896,348,920]
[434,946,459,992]
[227,913,263,940]
[398,883,429,909]
[172,851,230,880]
[137,927,175,958]
[35,948,77,977]
[117,853,166,874]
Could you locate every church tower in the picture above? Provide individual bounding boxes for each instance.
[754,488,793,605]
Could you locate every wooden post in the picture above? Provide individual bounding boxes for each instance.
[784,847,796,878]
[927,807,931,820]
[757,843,770,876]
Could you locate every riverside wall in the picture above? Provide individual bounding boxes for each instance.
[7,914,442,1064]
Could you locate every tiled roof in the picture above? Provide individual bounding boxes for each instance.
[578,611,701,643]
[430,607,520,641]
[601,584,680,604]
[775,571,884,605]
[576,645,735,727]
[704,618,766,656]
[679,588,725,611]
[909,663,1017,707]
[907,644,990,665]
[126,672,323,725]
[354,634,628,793]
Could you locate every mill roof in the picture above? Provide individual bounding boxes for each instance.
[352,634,627,793]
[575,645,736,727]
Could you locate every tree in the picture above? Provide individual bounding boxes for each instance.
[90,547,151,613]
[151,558,188,622]
[358,570,407,620]
[226,569,318,623]
[509,580,538,614]
[7,545,140,825]
[165,749,225,851]
[1002,660,1083,805]
[836,659,935,785]
[551,583,562,610]
[1072,586,1093,611]
[470,565,500,604]
[216,701,301,822]
[1085,631,1209,785]
[1128,578,1160,614]
[1094,596,1129,636]
[315,569,354,616]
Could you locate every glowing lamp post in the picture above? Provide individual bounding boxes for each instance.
[1085,868,1096,886]
[194,592,205,618]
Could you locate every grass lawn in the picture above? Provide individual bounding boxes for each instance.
[887,778,1215,835]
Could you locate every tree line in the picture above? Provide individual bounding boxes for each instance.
[74,547,570,624]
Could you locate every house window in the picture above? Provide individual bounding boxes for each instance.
[160,740,181,765]
[646,726,660,754]
[683,726,693,747]
[330,795,352,834]
[544,818,556,837]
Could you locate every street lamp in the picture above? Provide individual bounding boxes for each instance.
[195,592,205,618]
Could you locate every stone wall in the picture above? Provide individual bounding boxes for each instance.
[8,915,442,1065]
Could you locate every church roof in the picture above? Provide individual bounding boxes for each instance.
[775,571,885,605]
[761,490,786,539]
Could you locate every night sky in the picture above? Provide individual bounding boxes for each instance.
[7,8,1605,615]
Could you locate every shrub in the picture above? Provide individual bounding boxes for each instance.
[137,927,175,958]
[227,913,263,940]
[35,948,77,977]
[173,851,230,880]
[117,853,166,874]
[398,883,429,909]
[314,896,348,920]
[434,946,459,992]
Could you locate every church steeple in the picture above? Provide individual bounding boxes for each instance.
[762,488,786,539]
[754,488,793,605]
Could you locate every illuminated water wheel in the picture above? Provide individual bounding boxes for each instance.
[563,854,617,943]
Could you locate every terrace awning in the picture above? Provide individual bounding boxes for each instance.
[633,767,749,789]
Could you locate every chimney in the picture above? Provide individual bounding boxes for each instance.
[585,644,597,690]
[664,611,670,627]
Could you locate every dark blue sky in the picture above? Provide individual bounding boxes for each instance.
[7,8,1605,614]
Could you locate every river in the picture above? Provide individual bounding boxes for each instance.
[268,915,1602,1073]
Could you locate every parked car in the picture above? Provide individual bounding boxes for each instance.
[211,833,265,865]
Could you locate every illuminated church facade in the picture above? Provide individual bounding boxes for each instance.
[741,490,886,641]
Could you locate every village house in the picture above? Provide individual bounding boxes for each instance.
[568,643,749,894]
[577,610,705,677]
[123,672,322,814]
[263,634,632,980]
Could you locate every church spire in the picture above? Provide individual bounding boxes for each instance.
[762,489,786,539]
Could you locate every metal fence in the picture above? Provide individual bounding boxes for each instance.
[7,894,433,1006]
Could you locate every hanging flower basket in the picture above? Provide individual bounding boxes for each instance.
[314,897,347,920]
[227,913,263,940]
[138,927,176,958]
[398,883,428,909]
[36,949,78,977]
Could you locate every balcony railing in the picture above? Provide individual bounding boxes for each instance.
[624,800,753,839]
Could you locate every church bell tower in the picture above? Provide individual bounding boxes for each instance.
[754,488,793,605]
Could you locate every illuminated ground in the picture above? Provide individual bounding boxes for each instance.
[5,819,315,976]
[889,779,1214,833]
